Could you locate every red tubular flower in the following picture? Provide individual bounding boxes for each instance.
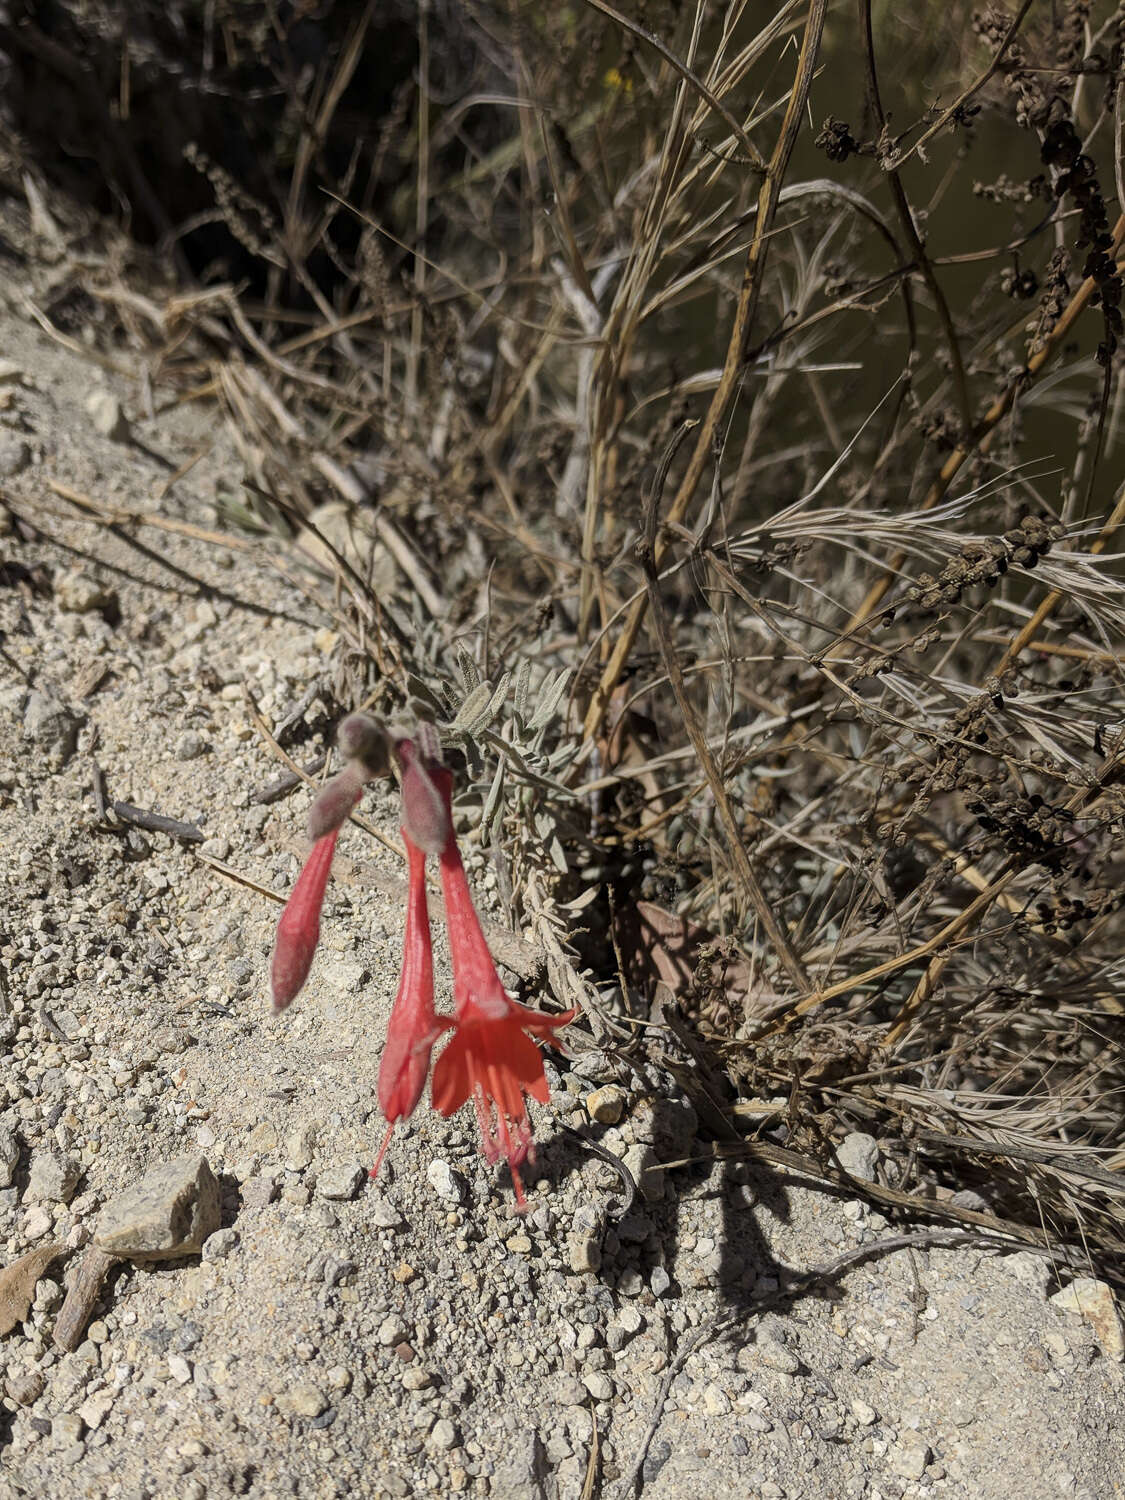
[270,829,341,1013]
[429,768,575,1209]
[371,830,450,1177]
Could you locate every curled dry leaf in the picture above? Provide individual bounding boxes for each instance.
[0,1242,64,1336]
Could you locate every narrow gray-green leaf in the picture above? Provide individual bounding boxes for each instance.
[528,669,571,731]
[483,671,511,725]
[513,659,532,722]
[456,645,481,693]
[448,681,494,732]
[482,758,506,829]
[549,835,568,875]
[405,673,446,713]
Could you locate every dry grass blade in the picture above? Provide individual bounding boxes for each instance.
[583,0,829,740]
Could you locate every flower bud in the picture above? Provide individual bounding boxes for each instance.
[307,765,364,841]
[336,712,390,776]
[271,830,340,1012]
[397,739,452,855]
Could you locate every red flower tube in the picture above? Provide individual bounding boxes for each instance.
[370,829,450,1177]
[428,767,575,1209]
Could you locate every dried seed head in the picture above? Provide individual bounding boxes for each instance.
[337,713,391,777]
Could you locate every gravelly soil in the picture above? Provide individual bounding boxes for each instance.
[1,197,1123,1500]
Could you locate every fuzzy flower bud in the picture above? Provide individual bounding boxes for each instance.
[306,765,364,841]
[396,738,452,856]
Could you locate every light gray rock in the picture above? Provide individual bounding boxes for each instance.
[429,1418,458,1451]
[279,1383,328,1418]
[370,1197,402,1229]
[94,1155,220,1260]
[426,1159,466,1204]
[22,690,82,764]
[1051,1277,1125,1361]
[835,1131,879,1182]
[284,1125,315,1172]
[491,1430,548,1500]
[26,1151,81,1204]
[623,1143,664,1202]
[582,1371,614,1401]
[176,731,208,761]
[55,569,116,615]
[377,1314,409,1347]
[0,1124,19,1188]
[202,1227,240,1261]
[1004,1250,1051,1297]
[50,1413,85,1450]
[629,1098,698,1155]
[890,1431,931,1480]
[568,1232,601,1274]
[757,1336,800,1374]
[316,1162,365,1201]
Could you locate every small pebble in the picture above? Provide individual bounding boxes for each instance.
[26,1151,81,1204]
[1051,1278,1125,1361]
[585,1086,626,1125]
[758,1337,800,1374]
[890,1432,931,1480]
[426,1160,466,1205]
[55,570,116,616]
[378,1316,409,1347]
[568,1233,601,1274]
[371,1198,402,1229]
[202,1228,240,1261]
[51,1413,85,1450]
[280,1384,328,1418]
[429,1418,458,1451]
[317,1163,365,1201]
[835,1132,879,1182]
[583,1371,614,1401]
[22,1206,52,1240]
[176,731,208,761]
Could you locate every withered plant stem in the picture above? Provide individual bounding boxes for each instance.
[640,426,811,997]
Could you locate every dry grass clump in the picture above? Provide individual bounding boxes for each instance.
[8,0,1125,1274]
